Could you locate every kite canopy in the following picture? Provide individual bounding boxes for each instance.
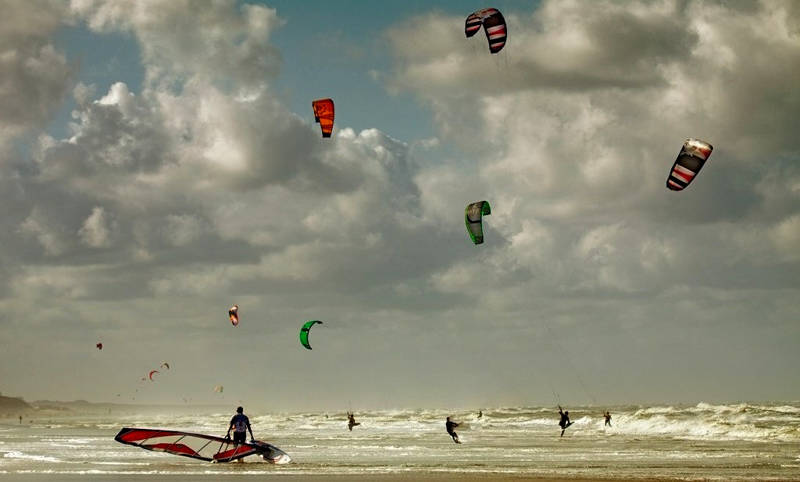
[161,362,170,370]
[228,305,239,327]
[465,201,492,245]
[465,8,507,53]
[312,99,335,138]
[667,138,713,191]
[299,320,323,350]
[213,385,224,393]
[148,370,159,381]
[96,342,103,350]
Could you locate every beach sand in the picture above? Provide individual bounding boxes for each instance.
[2,476,684,482]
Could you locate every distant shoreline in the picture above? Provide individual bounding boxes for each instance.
[0,394,232,416]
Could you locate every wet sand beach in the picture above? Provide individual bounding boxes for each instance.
[0,476,688,482]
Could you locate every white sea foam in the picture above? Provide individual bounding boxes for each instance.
[2,450,61,462]
[0,403,798,479]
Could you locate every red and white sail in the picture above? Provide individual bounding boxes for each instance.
[114,427,291,464]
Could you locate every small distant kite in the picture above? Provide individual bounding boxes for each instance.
[96,342,103,350]
[300,320,323,350]
[228,305,239,327]
[213,385,224,393]
[667,138,713,191]
[312,98,335,138]
[465,201,491,245]
[160,362,170,370]
[148,370,159,381]
[465,8,507,54]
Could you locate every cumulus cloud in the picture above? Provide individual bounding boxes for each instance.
[385,0,800,305]
[0,0,73,155]
[79,206,114,248]
[2,0,446,308]
[0,0,797,406]
[18,208,69,256]
[71,0,282,88]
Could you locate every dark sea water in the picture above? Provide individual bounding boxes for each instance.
[1,402,799,479]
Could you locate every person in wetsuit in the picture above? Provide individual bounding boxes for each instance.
[604,411,612,427]
[347,411,360,431]
[558,405,571,437]
[446,416,461,444]
[226,406,254,445]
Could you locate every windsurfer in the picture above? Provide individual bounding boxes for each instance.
[226,406,254,445]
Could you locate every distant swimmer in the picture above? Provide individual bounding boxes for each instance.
[604,411,612,427]
[558,405,572,437]
[226,406,255,447]
[446,416,461,444]
[19,415,22,424]
[347,411,360,431]
[478,410,483,418]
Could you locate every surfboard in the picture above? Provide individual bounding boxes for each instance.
[250,440,292,464]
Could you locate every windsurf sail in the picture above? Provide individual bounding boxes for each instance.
[114,427,291,464]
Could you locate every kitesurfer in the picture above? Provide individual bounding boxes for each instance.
[446,416,461,444]
[558,405,571,437]
[226,406,254,445]
[347,412,360,431]
[18,415,22,424]
[478,410,483,418]
[604,411,612,427]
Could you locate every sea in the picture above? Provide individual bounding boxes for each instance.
[1,402,799,480]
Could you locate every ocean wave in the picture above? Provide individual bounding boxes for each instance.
[2,451,61,463]
[2,403,799,479]
[608,413,797,441]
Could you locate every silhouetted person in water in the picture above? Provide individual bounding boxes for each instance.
[347,412,360,431]
[478,410,483,418]
[558,405,572,437]
[18,415,22,425]
[604,411,612,427]
[226,406,254,445]
[446,416,461,444]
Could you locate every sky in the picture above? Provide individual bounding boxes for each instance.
[0,0,798,411]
